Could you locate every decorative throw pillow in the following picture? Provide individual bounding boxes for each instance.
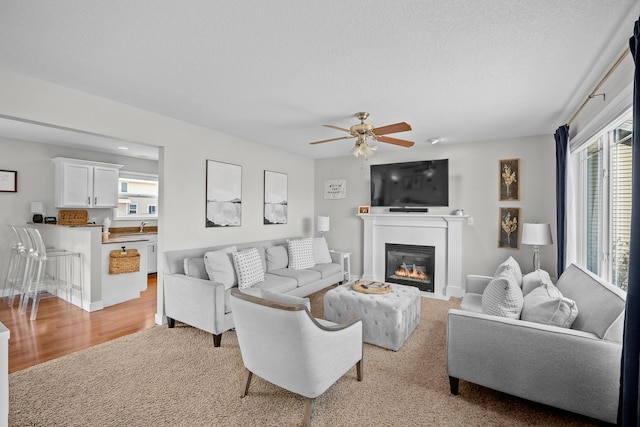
[288,238,315,270]
[203,245,238,289]
[266,245,289,271]
[521,282,578,328]
[232,248,265,289]
[493,256,523,288]
[313,237,332,264]
[183,257,208,280]
[522,269,553,297]
[481,274,524,319]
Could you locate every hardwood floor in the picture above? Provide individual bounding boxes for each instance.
[0,274,157,373]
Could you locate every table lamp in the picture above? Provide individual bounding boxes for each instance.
[521,223,553,270]
[316,216,330,237]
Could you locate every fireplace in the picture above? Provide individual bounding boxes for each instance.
[385,243,435,292]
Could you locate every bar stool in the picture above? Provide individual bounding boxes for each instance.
[2,225,29,306]
[19,227,84,320]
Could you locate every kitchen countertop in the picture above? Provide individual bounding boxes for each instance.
[102,232,157,244]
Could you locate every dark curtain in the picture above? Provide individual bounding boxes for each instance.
[619,16,640,426]
[554,124,569,275]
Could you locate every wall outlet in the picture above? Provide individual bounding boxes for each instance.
[468,217,474,225]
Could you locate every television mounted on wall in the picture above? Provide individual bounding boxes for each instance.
[370,159,449,207]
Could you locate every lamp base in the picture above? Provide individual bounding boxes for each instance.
[532,246,540,271]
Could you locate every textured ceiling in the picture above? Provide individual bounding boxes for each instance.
[0,1,638,159]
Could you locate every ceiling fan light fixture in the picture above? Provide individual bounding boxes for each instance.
[428,138,440,145]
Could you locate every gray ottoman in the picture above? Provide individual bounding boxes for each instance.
[324,282,421,351]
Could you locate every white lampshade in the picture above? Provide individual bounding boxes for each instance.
[316,216,330,233]
[521,223,553,246]
[31,201,44,214]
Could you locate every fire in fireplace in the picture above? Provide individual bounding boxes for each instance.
[385,243,435,292]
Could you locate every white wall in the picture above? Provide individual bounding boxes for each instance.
[0,68,315,322]
[315,134,557,280]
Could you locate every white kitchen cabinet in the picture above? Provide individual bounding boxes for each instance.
[53,157,122,208]
[147,234,158,274]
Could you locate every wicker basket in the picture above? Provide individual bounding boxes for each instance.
[109,248,140,275]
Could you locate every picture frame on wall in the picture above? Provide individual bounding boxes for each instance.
[206,160,242,227]
[498,207,520,249]
[264,170,288,225]
[0,170,17,192]
[499,158,520,201]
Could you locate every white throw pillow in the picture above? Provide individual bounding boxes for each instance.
[233,248,265,289]
[521,282,578,328]
[493,256,523,288]
[522,269,553,296]
[312,237,332,264]
[288,238,315,270]
[481,274,524,319]
[203,245,238,289]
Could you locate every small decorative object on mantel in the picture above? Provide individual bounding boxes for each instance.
[499,158,520,201]
[0,170,17,192]
[499,207,520,249]
[358,205,370,214]
[324,178,347,199]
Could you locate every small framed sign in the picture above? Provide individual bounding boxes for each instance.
[0,170,17,192]
[324,179,347,199]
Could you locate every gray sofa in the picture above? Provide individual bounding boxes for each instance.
[163,237,344,347]
[447,262,626,424]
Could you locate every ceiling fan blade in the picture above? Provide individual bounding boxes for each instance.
[309,136,353,145]
[323,124,352,133]
[376,135,415,147]
[372,122,412,135]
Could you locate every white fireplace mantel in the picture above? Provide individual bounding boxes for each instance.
[359,213,466,298]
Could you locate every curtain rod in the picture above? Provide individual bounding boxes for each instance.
[566,46,631,126]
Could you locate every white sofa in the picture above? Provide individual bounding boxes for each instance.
[163,237,344,347]
[447,262,626,424]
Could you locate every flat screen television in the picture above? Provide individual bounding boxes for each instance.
[370,159,449,207]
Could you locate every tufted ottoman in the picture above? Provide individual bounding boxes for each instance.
[324,282,421,351]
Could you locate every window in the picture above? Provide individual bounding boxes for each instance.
[575,112,632,290]
[115,171,158,220]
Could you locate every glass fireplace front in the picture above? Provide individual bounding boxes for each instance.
[385,243,435,292]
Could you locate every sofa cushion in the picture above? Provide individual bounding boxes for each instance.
[481,274,523,319]
[288,238,315,270]
[313,237,332,264]
[204,245,238,289]
[556,263,626,341]
[183,257,208,280]
[522,269,553,296]
[233,248,265,289]
[266,245,288,272]
[269,267,322,287]
[252,273,298,294]
[494,256,523,287]
[308,262,341,279]
[460,293,483,313]
[521,282,578,328]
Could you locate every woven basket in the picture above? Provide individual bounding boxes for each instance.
[109,249,140,275]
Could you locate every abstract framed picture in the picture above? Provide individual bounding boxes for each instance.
[499,158,520,201]
[0,170,17,192]
[498,207,520,249]
[264,170,288,225]
[206,160,242,227]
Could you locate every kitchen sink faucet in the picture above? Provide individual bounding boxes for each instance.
[140,221,148,232]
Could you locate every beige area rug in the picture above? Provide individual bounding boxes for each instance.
[9,288,596,427]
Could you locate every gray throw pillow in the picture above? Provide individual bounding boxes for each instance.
[522,269,553,296]
[203,245,238,289]
[183,257,208,280]
[481,274,523,319]
[266,245,288,271]
[312,237,332,264]
[521,282,578,328]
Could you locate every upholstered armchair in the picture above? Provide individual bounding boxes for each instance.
[229,288,363,427]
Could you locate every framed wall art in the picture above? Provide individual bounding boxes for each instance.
[498,207,520,249]
[499,158,519,201]
[206,160,242,227]
[358,205,370,214]
[0,170,17,192]
[264,170,288,225]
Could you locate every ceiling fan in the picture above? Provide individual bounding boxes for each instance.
[309,112,414,158]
